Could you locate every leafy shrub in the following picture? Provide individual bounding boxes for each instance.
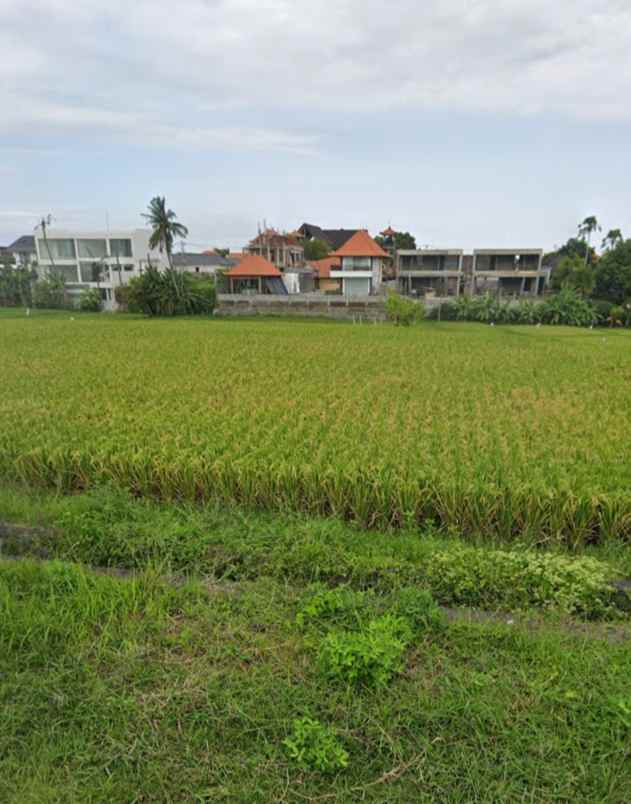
[425,545,617,618]
[296,585,364,629]
[79,288,102,312]
[538,288,596,326]
[389,587,444,632]
[594,239,631,303]
[318,615,412,686]
[283,717,348,773]
[385,291,424,326]
[126,264,216,316]
[32,276,66,309]
[114,284,131,312]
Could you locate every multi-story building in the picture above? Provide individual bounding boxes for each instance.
[329,230,389,297]
[472,249,545,296]
[4,235,36,267]
[397,249,464,297]
[34,229,167,309]
[245,228,304,270]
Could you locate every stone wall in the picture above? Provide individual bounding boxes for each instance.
[216,293,387,321]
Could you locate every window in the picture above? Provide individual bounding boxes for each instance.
[343,256,371,270]
[109,238,132,258]
[80,261,109,283]
[38,238,76,260]
[53,264,79,282]
[78,239,107,259]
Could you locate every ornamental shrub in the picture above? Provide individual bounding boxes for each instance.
[79,288,102,312]
[385,291,424,326]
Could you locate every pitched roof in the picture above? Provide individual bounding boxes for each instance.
[380,226,397,237]
[309,256,340,279]
[8,235,35,252]
[298,224,359,250]
[225,254,282,277]
[330,230,389,259]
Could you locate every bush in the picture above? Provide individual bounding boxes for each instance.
[32,276,66,309]
[538,288,596,326]
[283,717,348,773]
[385,291,424,326]
[126,265,216,316]
[594,240,631,303]
[318,615,412,687]
[79,288,102,312]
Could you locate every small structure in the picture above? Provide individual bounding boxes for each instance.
[398,249,464,297]
[329,230,389,298]
[172,252,234,276]
[472,249,545,296]
[309,256,342,293]
[246,229,304,270]
[225,254,287,295]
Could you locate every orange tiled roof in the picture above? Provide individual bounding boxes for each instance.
[380,226,397,236]
[330,230,389,259]
[309,256,340,278]
[225,254,282,277]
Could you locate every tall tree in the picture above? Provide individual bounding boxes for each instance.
[602,228,623,251]
[142,196,189,270]
[577,216,601,265]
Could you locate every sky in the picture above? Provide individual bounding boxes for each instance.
[2,0,631,252]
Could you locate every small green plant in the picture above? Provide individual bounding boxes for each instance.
[318,615,412,687]
[296,585,364,629]
[283,717,349,773]
[385,291,424,326]
[390,587,444,632]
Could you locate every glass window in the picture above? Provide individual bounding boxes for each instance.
[80,261,109,283]
[38,238,76,260]
[110,238,132,258]
[53,264,79,282]
[78,239,107,259]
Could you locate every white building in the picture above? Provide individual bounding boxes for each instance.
[329,230,389,298]
[34,229,168,310]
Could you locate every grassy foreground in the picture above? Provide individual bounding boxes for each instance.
[1,485,631,802]
[2,312,631,542]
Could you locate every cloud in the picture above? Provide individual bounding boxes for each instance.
[1,0,631,159]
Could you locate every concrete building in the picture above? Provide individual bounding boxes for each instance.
[34,229,167,310]
[329,230,389,298]
[308,256,342,293]
[472,249,545,296]
[398,249,464,297]
[246,229,304,270]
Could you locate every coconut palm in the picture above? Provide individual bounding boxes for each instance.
[577,216,601,265]
[142,196,188,270]
[601,228,623,251]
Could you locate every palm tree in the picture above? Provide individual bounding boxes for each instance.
[601,228,623,251]
[141,196,188,270]
[577,216,601,266]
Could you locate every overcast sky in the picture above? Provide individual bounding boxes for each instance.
[2,0,631,251]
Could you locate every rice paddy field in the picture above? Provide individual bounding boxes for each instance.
[2,309,631,544]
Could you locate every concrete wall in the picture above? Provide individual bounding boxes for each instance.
[216,293,387,321]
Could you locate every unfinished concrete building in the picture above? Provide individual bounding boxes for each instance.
[245,228,304,270]
[472,249,545,296]
[397,249,464,297]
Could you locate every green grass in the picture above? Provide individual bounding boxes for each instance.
[1,483,629,619]
[1,554,630,802]
[2,313,631,541]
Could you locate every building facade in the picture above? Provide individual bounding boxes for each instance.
[472,249,545,296]
[330,230,389,297]
[398,249,464,297]
[35,229,167,310]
